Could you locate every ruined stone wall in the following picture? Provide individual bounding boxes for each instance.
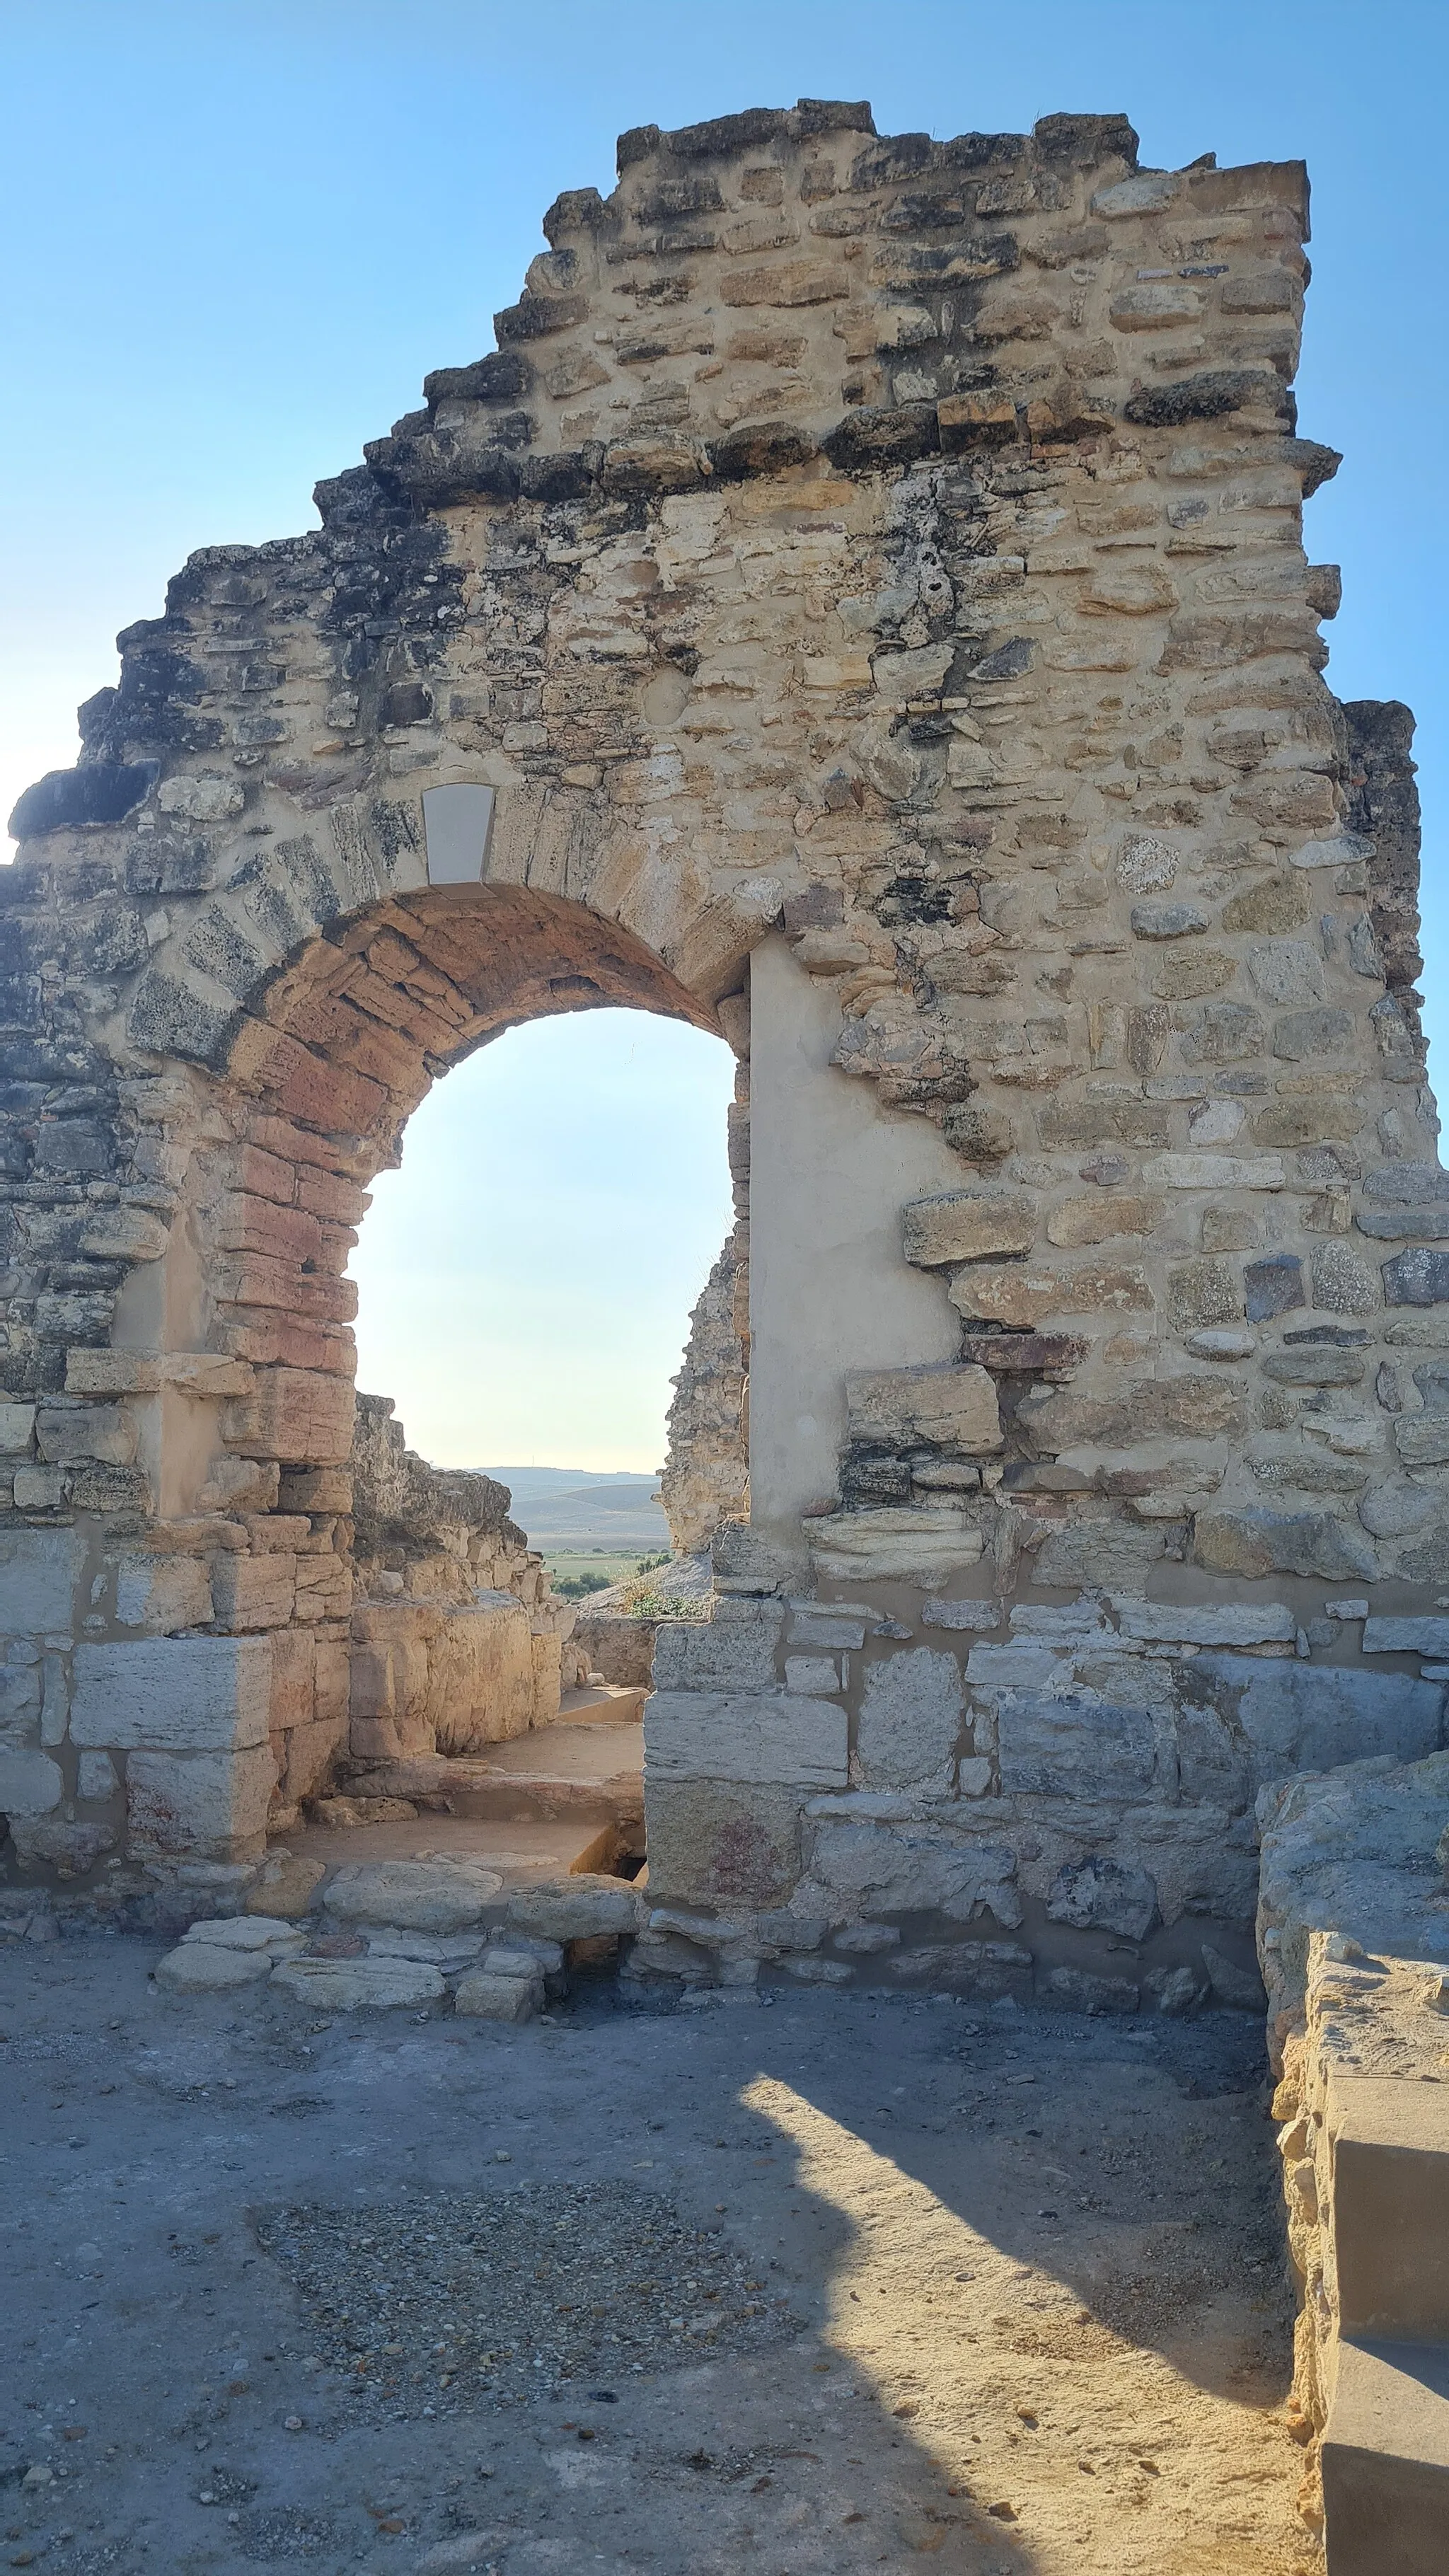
[0,99,1445,1980]
[660,1226,749,1554]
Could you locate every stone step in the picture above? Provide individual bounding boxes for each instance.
[1322,2338,1449,2575]
[341,1709,644,1827]
[1331,2077,1449,2343]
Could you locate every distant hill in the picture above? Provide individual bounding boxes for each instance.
[483,1465,669,1553]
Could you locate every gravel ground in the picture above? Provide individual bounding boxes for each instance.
[0,1937,1320,2576]
[255,2181,797,2415]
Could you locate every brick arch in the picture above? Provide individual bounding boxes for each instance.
[161,881,730,1520]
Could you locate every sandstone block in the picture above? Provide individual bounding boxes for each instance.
[643,1777,804,1909]
[844,1363,1002,1454]
[221,1366,354,1465]
[1114,1599,1295,1647]
[1046,1195,1161,1247]
[156,1942,274,1994]
[1194,1508,1376,1580]
[645,1690,847,1789]
[902,1190,1035,1266]
[807,1813,1021,1926]
[949,1262,1152,1326]
[115,1554,214,1635]
[1,1527,84,1636]
[323,1860,503,1932]
[126,1745,275,1856]
[246,1854,325,1918]
[807,1508,984,1583]
[650,1612,781,1693]
[72,1636,272,1751]
[506,1876,645,1942]
[454,1968,541,2021]
[209,1552,296,1631]
[270,1956,447,2009]
[858,1649,965,1792]
[1362,1617,1449,1658]
[996,1695,1156,1799]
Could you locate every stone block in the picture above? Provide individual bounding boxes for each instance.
[506,1876,645,1941]
[71,1636,272,1750]
[650,1612,782,1693]
[807,1813,1021,1927]
[1113,1599,1296,1647]
[844,1363,1002,1455]
[35,1404,137,1467]
[221,1366,354,1465]
[996,1694,1156,1799]
[323,1860,502,1931]
[1046,1856,1158,1940]
[1046,1195,1161,1247]
[246,1854,326,1918]
[807,1508,983,1583]
[115,1554,214,1635]
[282,1718,347,1802]
[948,1262,1152,1326]
[209,1552,296,1631]
[921,1597,1003,1631]
[1167,1257,1244,1331]
[1,1527,84,1637]
[8,1817,114,1874]
[1362,1617,1449,1658]
[1199,1653,1442,1782]
[1384,1248,1449,1306]
[903,1191,1035,1266]
[454,1968,541,2021]
[270,1956,447,2010]
[1245,1255,1304,1322]
[126,1745,276,1856]
[0,1750,63,1816]
[645,1690,847,1789]
[785,1607,867,1649]
[1395,1416,1449,1469]
[644,1777,804,1908]
[156,1942,275,1994]
[1199,1943,1264,2011]
[76,1750,118,1801]
[857,1648,964,1791]
[1193,1508,1376,1581]
[1312,1242,1380,1314]
[0,1400,36,1450]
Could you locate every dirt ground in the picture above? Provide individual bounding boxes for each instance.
[0,1937,1319,2576]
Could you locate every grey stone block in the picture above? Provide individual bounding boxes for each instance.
[1383,1248,1449,1306]
[1196,1654,1443,1784]
[1113,1599,1295,1648]
[996,1694,1156,1799]
[857,1648,964,1791]
[71,1636,272,1750]
[1,1527,84,1638]
[807,1814,1021,1927]
[650,1614,780,1693]
[1042,1965,1140,2015]
[645,1690,848,1789]
[125,1746,275,1856]
[1363,1617,1449,1658]
[0,1750,63,1816]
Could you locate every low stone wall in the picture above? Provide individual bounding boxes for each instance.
[633,1545,1445,1999]
[1257,1750,1449,2535]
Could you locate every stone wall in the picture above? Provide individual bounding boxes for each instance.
[1,98,1445,1959]
[659,1228,749,1552]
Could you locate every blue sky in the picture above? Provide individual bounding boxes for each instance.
[3,0,1444,1471]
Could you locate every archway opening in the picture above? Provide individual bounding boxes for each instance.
[190,883,746,1885]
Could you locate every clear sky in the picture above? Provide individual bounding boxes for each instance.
[3,0,1444,1471]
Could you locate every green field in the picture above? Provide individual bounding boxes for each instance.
[543,1550,665,1600]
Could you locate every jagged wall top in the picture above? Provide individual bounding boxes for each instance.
[344,103,1310,524]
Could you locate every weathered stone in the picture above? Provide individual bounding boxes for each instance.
[645,1778,804,1909]
[650,1613,781,1693]
[1194,1653,1441,1780]
[323,1861,503,1932]
[645,1690,847,1788]
[0,1750,64,1816]
[1384,1248,1449,1306]
[270,1956,447,2009]
[902,1191,1035,1266]
[845,1364,1002,1454]
[246,1855,326,1919]
[996,1695,1156,1799]
[1199,1943,1264,2011]
[126,1746,275,1856]
[1114,1599,1295,1647]
[1046,1856,1158,1940]
[505,1876,645,1941]
[1245,1255,1304,1322]
[1362,1617,1449,1658]
[454,1967,541,2021]
[948,1262,1152,1325]
[1046,1194,1160,1247]
[71,1638,271,1751]
[1,1528,85,1636]
[1194,1508,1375,1580]
[807,1508,984,1583]
[156,1942,275,1994]
[857,1648,964,1791]
[807,1814,1021,1927]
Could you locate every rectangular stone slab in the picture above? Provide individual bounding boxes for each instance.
[645,1689,848,1788]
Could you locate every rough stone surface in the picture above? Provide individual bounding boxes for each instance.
[270,1955,447,2009]
[323,1861,504,1932]
[855,1648,964,1791]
